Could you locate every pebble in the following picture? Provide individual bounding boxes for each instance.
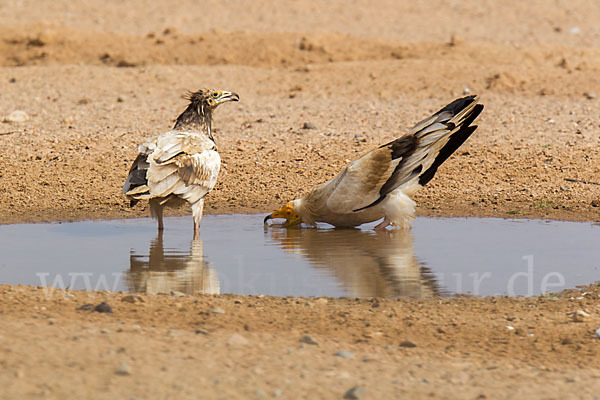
[273,388,282,398]
[168,329,182,337]
[594,328,600,338]
[100,328,111,334]
[170,290,185,297]
[115,362,132,376]
[568,26,581,35]
[335,351,355,359]
[195,328,209,335]
[591,200,600,208]
[571,310,591,322]
[316,298,328,305]
[584,92,597,100]
[226,333,249,346]
[463,87,472,95]
[2,110,29,123]
[77,304,94,311]
[210,306,225,314]
[117,95,126,103]
[94,302,113,313]
[299,335,319,345]
[121,295,144,303]
[302,122,316,130]
[399,340,417,348]
[344,386,366,400]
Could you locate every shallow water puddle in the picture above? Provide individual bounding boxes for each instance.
[0,215,599,298]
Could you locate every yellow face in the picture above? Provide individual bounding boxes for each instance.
[264,201,302,228]
[205,89,240,108]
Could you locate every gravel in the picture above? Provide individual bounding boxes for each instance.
[343,386,366,399]
[334,351,355,359]
[115,362,132,376]
[299,335,319,345]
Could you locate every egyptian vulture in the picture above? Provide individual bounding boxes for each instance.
[264,95,483,230]
[123,89,239,238]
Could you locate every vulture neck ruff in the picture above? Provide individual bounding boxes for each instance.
[174,100,214,141]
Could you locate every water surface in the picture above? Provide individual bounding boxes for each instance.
[0,215,598,298]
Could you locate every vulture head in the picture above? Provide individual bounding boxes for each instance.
[264,201,302,227]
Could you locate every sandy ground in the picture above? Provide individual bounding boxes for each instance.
[1,0,600,398]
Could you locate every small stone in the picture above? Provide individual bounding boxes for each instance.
[316,298,328,305]
[299,335,319,345]
[561,337,573,345]
[77,304,94,311]
[594,328,600,338]
[335,351,355,359]
[591,200,600,208]
[115,362,131,376]
[226,333,249,346]
[448,34,464,47]
[571,310,591,322]
[584,92,596,100]
[117,95,126,103]
[195,328,209,335]
[210,306,225,314]
[568,26,581,35]
[506,325,515,330]
[100,328,111,334]
[399,340,417,348]
[131,324,141,330]
[170,290,185,297]
[302,122,316,130]
[94,302,113,313]
[463,87,472,95]
[168,328,182,337]
[3,110,29,123]
[121,295,144,303]
[273,388,282,398]
[344,386,366,400]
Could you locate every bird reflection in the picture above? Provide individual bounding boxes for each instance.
[267,228,442,298]
[127,233,220,295]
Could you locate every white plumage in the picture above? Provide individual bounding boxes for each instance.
[123,89,238,237]
[265,95,484,230]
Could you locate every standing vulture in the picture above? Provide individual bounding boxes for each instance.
[123,89,239,238]
[264,95,483,230]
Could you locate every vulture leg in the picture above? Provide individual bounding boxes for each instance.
[374,217,391,231]
[149,199,165,232]
[192,199,205,240]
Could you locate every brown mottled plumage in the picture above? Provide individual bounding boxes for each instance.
[123,89,239,238]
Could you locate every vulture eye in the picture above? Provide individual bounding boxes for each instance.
[286,211,291,215]
[212,92,219,98]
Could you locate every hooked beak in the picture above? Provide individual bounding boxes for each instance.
[217,91,239,104]
[263,209,302,228]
